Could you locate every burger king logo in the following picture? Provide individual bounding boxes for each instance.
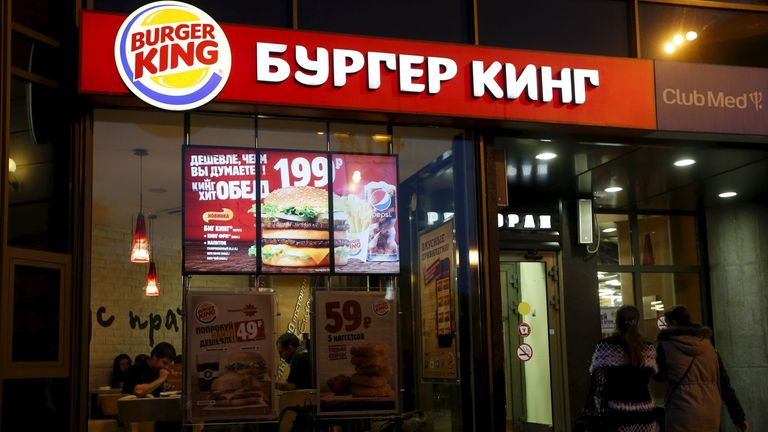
[195,301,218,324]
[114,1,231,111]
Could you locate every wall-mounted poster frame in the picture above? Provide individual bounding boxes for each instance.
[184,291,276,422]
[183,145,400,275]
[315,290,399,416]
[419,220,459,380]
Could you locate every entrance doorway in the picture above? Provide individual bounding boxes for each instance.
[499,252,564,432]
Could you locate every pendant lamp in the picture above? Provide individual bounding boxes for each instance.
[145,214,159,296]
[130,149,150,263]
[145,261,159,296]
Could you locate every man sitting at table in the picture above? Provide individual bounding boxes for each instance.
[122,342,176,398]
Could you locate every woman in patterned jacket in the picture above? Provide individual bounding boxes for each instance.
[590,305,659,432]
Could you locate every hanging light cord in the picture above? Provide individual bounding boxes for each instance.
[139,153,144,213]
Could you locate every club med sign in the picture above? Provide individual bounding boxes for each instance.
[80,5,656,129]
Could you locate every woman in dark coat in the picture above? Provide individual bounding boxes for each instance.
[590,305,659,432]
[656,306,748,432]
[110,353,132,389]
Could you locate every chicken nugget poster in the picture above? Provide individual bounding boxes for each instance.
[315,290,399,416]
[185,292,275,422]
[183,145,400,275]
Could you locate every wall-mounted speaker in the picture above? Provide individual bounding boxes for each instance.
[577,199,594,244]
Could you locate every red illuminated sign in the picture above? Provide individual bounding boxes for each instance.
[81,10,656,129]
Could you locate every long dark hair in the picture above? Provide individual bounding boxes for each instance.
[615,305,645,368]
[111,353,132,388]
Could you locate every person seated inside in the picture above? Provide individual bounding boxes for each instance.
[276,332,312,391]
[110,353,132,389]
[122,342,176,398]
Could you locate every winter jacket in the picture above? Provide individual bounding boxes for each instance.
[656,325,746,432]
[590,336,658,431]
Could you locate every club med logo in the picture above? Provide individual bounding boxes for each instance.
[114,1,231,111]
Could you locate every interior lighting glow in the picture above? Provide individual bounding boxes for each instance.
[664,43,676,54]
[674,159,696,167]
[602,227,617,233]
[685,31,698,41]
[8,158,16,173]
[605,186,623,193]
[718,191,737,198]
[673,34,684,45]
[535,152,558,160]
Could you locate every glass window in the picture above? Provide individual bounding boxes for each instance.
[298,0,470,43]
[639,272,701,339]
[12,0,69,39]
[330,123,389,154]
[637,215,698,266]
[91,113,478,430]
[11,264,61,362]
[1,378,70,430]
[8,78,72,253]
[639,4,768,67]
[92,0,292,28]
[478,0,630,56]
[190,113,256,148]
[596,214,632,265]
[258,118,327,151]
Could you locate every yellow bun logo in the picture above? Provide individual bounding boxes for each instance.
[114,1,231,111]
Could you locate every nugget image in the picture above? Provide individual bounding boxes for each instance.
[327,374,351,396]
[350,343,387,357]
[351,373,388,387]
[349,343,394,398]
[351,384,394,398]
[355,364,392,377]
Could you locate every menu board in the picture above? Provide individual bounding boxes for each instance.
[183,146,400,275]
[186,292,275,422]
[183,146,258,273]
[332,154,400,274]
[315,291,398,416]
[419,221,459,380]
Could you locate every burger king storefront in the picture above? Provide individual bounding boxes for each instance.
[4,1,768,432]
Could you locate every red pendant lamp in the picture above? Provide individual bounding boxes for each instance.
[130,149,150,263]
[145,261,159,296]
[145,214,159,296]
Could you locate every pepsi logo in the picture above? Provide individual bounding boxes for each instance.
[114,1,231,111]
[368,189,391,211]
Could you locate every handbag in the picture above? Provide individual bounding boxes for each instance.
[573,376,615,432]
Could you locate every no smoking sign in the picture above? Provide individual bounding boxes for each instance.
[516,343,533,362]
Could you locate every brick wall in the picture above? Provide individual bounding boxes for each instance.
[89,224,245,388]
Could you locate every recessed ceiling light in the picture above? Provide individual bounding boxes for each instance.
[540,139,552,143]
[535,152,557,160]
[605,186,623,193]
[316,131,325,135]
[685,31,698,41]
[718,191,737,198]
[673,34,684,46]
[602,227,617,233]
[664,42,676,54]
[674,159,696,167]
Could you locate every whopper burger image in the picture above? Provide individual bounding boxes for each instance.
[209,351,269,407]
[258,186,350,268]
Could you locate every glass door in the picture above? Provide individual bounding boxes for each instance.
[499,252,563,432]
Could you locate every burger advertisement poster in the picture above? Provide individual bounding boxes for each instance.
[183,145,400,274]
[315,290,398,415]
[186,292,275,421]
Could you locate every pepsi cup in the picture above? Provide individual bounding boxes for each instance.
[364,181,399,262]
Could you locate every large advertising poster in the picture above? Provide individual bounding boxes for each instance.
[259,150,332,273]
[184,146,400,275]
[419,221,458,380]
[183,146,258,273]
[332,154,399,274]
[186,292,275,421]
[315,291,398,416]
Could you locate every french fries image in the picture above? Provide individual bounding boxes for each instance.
[344,195,373,234]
